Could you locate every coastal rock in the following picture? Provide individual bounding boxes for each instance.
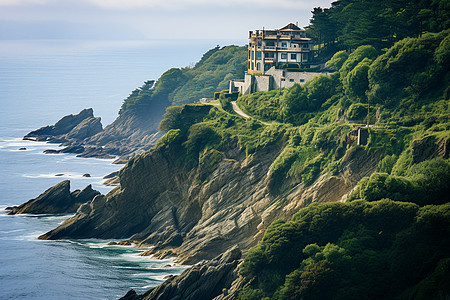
[43,149,60,154]
[82,108,164,158]
[18,147,26,150]
[103,171,120,186]
[24,108,97,141]
[122,246,242,300]
[23,105,165,159]
[66,116,102,140]
[6,180,100,215]
[59,145,85,154]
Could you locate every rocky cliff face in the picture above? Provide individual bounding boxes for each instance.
[121,246,242,300]
[38,135,379,265]
[6,180,100,215]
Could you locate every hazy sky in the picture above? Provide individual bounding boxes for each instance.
[0,0,332,40]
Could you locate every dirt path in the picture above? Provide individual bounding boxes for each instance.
[231,101,251,119]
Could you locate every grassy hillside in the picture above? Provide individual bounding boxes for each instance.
[119,45,247,114]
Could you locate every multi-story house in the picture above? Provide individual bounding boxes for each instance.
[230,24,324,95]
[247,23,313,74]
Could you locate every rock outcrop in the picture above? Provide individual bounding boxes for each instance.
[24,108,101,142]
[24,106,165,160]
[6,180,100,215]
[121,246,242,300]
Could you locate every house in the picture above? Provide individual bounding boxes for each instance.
[229,23,326,95]
[248,23,313,74]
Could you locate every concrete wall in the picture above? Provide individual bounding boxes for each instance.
[230,67,328,95]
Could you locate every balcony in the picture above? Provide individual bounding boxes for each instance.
[258,46,310,52]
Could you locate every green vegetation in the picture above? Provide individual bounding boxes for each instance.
[119,45,246,114]
[239,200,450,299]
[307,0,450,55]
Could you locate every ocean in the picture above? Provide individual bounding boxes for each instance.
[0,39,244,299]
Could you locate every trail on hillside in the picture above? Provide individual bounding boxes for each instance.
[231,101,251,119]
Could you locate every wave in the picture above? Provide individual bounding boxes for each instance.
[0,228,26,234]
[22,173,104,180]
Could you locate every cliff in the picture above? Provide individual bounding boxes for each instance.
[38,104,380,264]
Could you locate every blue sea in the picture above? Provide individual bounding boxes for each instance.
[0,39,244,299]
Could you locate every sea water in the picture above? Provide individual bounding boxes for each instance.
[0,39,244,299]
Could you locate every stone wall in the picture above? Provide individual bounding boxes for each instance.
[229,67,327,95]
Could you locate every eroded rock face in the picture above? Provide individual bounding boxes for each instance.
[411,135,450,163]
[6,180,100,215]
[38,141,379,265]
[121,246,242,300]
[24,107,164,159]
[24,108,99,142]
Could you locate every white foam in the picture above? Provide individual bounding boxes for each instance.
[151,275,169,281]
[22,173,104,180]
[0,228,26,234]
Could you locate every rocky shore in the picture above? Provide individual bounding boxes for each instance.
[6,180,100,215]
[24,107,163,160]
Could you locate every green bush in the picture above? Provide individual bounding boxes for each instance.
[240,199,450,299]
[346,103,367,121]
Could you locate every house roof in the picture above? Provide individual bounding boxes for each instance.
[280,23,302,31]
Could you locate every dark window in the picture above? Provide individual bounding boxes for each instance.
[257,62,261,71]
[281,53,287,59]
[291,54,297,60]
[300,79,305,83]
[289,79,294,82]
[265,52,274,58]
[281,42,287,47]
[256,51,262,60]
[266,41,275,46]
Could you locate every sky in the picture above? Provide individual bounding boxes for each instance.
[0,0,333,40]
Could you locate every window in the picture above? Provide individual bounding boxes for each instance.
[256,51,262,60]
[289,79,294,82]
[265,41,275,47]
[300,79,305,83]
[251,51,254,60]
[302,53,308,61]
[251,62,254,70]
[281,42,287,48]
[302,44,309,49]
[265,52,274,58]
[248,50,251,59]
[291,54,297,60]
[281,53,287,59]
[257,62,261,71]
